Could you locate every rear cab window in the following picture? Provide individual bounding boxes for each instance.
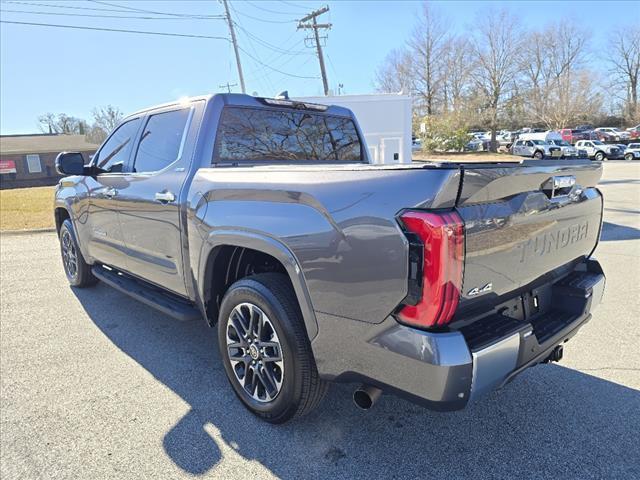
[213,106,364,164]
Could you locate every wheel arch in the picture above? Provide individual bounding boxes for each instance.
[197,230,318,340]
[54,206,71,236]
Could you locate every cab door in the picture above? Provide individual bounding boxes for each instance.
[80,117,142,271]
[115,103,201,297]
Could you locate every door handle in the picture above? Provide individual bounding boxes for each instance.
[155,191,175,203]
[105,187,117,198]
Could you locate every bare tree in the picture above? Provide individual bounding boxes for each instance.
[92,105,123,134]
[441,36,472,113]
[408,2,449,115]
[521,22,597,128]
[471,10,523,151]
[374,49,413,94]
[37,113,85,134]
[607,26,640,122]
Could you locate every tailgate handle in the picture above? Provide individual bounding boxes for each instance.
[543,175,576,199]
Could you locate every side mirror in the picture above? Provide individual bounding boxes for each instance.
[55,152,86,175]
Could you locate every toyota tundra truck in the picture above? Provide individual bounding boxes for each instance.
[54,94,606,423]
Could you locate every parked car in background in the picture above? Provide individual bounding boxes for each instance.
[519,131,579,158]
[511,139,562,159]
[624,143,640,160]
[560,128,591,144]
[574,140,623,161]
[626,125,640,139]
[595,127,630,141]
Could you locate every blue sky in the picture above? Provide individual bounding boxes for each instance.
[1,0,638,134]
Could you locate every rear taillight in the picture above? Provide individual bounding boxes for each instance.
[396,210,464,329]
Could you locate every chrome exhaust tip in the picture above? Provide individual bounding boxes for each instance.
[353,385,383,410]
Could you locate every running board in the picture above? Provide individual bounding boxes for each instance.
[92,266,201,322]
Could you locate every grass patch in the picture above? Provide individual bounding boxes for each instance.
[0,186,55,231]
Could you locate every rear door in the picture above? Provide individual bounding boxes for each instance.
[115,102,202,296]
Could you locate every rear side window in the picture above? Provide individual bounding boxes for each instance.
[213,106,363,163]
[133,108,190,173]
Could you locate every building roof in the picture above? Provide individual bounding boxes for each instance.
[0,134,99,155]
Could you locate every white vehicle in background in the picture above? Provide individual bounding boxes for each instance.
[518,131,579,158]
[625,143,640,161]
[594,127,631,141]
[511,138,562,159]
[574,140,624,161]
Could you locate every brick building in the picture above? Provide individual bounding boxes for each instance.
[0,134,99,189]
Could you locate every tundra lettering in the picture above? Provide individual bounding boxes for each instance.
[54,93,605,423]
[518,221,590,263]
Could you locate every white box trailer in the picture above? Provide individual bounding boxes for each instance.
[294,94,413,164]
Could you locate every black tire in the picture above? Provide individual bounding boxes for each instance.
[625,153,633,161]
[217,273,327,424]
[59,219,97,288]
[594,151,605,162]
[533,150,543,159]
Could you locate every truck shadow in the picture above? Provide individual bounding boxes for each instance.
[73,286,640,479]
[600,221,640,241]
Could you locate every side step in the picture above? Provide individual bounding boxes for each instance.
[92,266,201,322]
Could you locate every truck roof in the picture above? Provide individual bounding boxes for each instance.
[126,93,353,119]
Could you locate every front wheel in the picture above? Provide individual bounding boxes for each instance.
[533,150,543,159]
[625,153,633,161]
[594,151,605,162]
[59,219,97,287]
[217,273,327,424]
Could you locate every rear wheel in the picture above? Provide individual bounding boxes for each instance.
[217,273,327,424]
[594,151,605,162]
[59,219,97,287]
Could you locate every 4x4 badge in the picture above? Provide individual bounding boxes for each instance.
[468,283,492,297]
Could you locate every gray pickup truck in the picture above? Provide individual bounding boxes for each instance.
[54,94,606,423]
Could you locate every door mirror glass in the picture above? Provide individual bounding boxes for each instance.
[55,152,86,175]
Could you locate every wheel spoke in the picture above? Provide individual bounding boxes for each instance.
[259,342,282,362]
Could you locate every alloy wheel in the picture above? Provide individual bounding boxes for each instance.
[225,302,285,403]
[61,229,78,280]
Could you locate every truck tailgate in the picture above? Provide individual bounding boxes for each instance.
[455,160,603,311]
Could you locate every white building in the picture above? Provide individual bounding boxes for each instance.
[295,93,413,164]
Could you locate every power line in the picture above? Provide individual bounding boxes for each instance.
[238,46,319,79]
[243,0,297,16]
[88,0,222,19]
[0,20,230,40]
[227,6,297,24]
[277,1,311,12]
[233,22,307,56]
[0,8,224,20]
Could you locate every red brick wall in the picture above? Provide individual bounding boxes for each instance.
[0,150,96,189]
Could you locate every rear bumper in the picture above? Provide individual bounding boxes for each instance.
[312,260,605,411]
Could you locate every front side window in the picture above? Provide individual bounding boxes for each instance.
[133,108,191,173]
[95,118,142,173]
[214,107,363,163]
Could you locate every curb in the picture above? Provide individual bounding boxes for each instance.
[0,228,56,236]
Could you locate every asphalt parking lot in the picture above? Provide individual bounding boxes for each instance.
[1,161,639,479]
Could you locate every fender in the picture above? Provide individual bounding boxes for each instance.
[196,229,319,340]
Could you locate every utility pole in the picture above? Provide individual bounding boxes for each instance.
[297,6,331,96]
[219,82,237,93]
[222,0,246,94]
